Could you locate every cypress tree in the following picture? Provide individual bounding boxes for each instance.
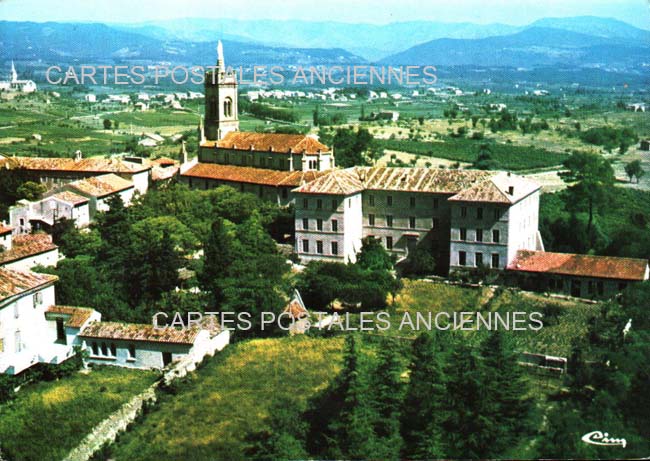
[367,337,404,459]
[400,332,447,459]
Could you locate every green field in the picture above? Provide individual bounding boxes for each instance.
[109,336,344,461]
[0,366,157,461]
[376,138,570,170]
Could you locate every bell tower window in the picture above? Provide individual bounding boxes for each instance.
[224,97,233,117]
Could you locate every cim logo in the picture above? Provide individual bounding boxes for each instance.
[581,431,627,448]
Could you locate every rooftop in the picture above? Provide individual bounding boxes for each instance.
[0,224,11,235]
[66,173,134,197]
[49,191,90,206]
[293,167,496,196]
[0,234,58,266]
[201,132,330,155]
[45,305,97,328]
[449,172,541,204]
[0,268,58,304]
[508,250,650,282]
[182,163,330,188]
[79,319,222,345]
[6,156,151,174]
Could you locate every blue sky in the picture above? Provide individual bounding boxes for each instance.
[1,0,649,29]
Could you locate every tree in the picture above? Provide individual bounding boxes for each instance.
[103,118,112,130]
[624,160,645,184]
[355,236,394,272]
[200,218,236,306]
[479,331,533,455]
[560,152,614,246]
[442,340,500,458]
[473,143,497,170]
[400,332,447,459]
[245,396,309,460]
[400,247,436,276]
[367,338,404,459]
[16,181,46,201]
[305,334,377,459]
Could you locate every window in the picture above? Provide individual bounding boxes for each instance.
[386,236,393,250]
[492,229,500,243]
[409,217,416,229]
[386,215,393,227]
[387,195,393,207]
[317,241,323,254]
[433,198,439,209]
[14,303,19,319]
[128,344,136,359]
[331,241,339,255]
[92,342,99,356]
[223,97,233,117]
[34,291,43,307]
[369,195,375,206]
[461,207,467,218]
[303,198,308,209]
[331,219,338,232]
[494,208,500,220]
[475,252,483,267]
[282,188,288,199]
[368,214,375,226]
[588,281,595,294]
[302,240,309,253]
[410,197,416,208]
[56,319,66,344]
[477,207,484,220]
[476,229,483,242]
[348,198,351,208]
[597,281,604,296]
[316,199,322,210]
[308,159,318,170]
[101,342,108,356]
[459,251,467,266]
[317,219,323,231]
[491,253,500,268]
[460,228,467,241]
[432,218,439,229]
[302,218,309,230]
[331,199,338,210]
[110,343,117,357]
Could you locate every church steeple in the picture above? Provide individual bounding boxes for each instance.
[217,40,224,69]
[10,61,17,83]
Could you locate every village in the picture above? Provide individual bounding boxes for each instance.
[0,15,649,459]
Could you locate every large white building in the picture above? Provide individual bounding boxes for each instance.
[292,167,544,271]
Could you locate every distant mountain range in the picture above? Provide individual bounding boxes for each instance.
[0,16,648,74]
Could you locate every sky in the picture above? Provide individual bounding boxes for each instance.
[1,0,649,29]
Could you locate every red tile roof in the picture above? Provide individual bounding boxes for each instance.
[0,224,11,235]
[182,163,330,187]
[0,234,58,266]
[293,168,365,195]
[80,319,222,345]
[0,268,57,303]
[201,132,330,155]
[508,250,650,281]
[45,305,96,328]
[8,156,151,174]
[66,173,133,197]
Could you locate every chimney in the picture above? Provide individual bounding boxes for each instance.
[508,186,514,195]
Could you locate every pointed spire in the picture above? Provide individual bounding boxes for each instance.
[217,40,224,68]
[10,61,17,82]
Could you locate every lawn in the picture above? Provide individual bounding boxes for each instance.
[109,336,344,461]
[0,366,157,461]
[375,280,598,356]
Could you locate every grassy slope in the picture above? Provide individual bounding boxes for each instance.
[110,336,344,461]
[0,366,157,461]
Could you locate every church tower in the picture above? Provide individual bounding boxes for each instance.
[204,41,239,141]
